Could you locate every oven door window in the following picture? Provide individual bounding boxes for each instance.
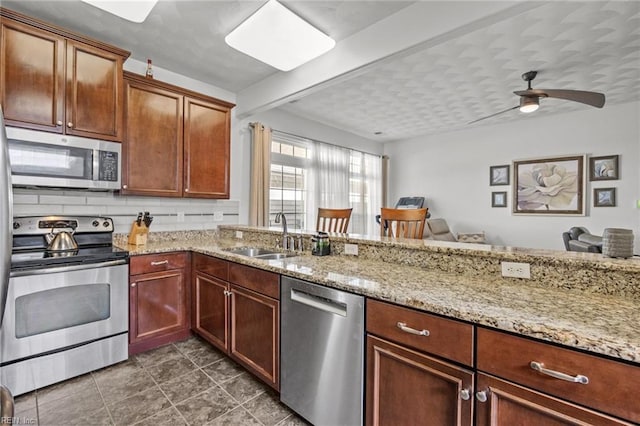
[15,284,110,338]
[8,140,92,180]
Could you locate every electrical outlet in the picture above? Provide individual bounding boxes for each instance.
[501,261,531,279]
[344,243,358,256]
[213,211,223,221]
[235,230,243,239]
[177,212,185,222]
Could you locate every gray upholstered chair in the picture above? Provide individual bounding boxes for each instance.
[425,218,457,241]
[562,227,603,253]
[425,218,486,243]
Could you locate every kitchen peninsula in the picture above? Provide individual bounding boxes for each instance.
[117,225,640,424]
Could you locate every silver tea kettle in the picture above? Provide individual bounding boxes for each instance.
[45,223,78,251]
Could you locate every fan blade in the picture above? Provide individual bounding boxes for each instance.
[515,89,605,108]
[468,106,518,124]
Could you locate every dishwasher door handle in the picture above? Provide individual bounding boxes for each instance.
[290,288,347,317]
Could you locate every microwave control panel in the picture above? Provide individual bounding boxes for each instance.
[98,151,119,182]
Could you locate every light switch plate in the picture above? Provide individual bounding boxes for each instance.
[177,212,185,222]
[235,231,243,239]
[213,211,224,221]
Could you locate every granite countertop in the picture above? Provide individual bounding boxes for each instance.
[118,235,640,365]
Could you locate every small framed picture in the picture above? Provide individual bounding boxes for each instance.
[489,165,510,186]
[594,187,616,207]
[589,155,619,181]
[492,191,507,207]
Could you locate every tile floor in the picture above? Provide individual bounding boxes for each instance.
[12,336,309,426]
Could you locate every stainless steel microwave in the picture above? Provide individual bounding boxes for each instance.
[6,127,121,191]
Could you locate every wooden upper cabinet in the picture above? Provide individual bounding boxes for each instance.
[0,8,129,140]
[1,18,65,132]
[122,71,234,198]
[123,78,184,196]
[65,40,124,140]
[184,97,231,198]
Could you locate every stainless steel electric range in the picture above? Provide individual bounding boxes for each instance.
[1,215,129,396]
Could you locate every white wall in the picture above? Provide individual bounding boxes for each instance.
[384,101,640,252]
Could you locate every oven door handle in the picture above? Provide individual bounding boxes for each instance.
[10,258,128,277]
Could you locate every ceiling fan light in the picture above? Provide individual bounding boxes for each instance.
[519,97,540,113]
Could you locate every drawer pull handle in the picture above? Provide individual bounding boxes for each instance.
[150,260,169,266]
[396,322,430,337]
[530,361,589,384]
[460,389,470,401]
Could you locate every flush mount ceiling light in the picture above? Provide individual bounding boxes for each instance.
[225,0,336,72]
[519,96,539,113]
[81,0,158,23]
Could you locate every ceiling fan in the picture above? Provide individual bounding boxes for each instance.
[469,71,605,124]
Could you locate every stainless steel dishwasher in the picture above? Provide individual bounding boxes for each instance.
[281,276,365,426]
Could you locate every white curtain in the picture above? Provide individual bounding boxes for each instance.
[307,141,350,229]
[306,140,382,235]
[249,123,271,226]
[353,151,383,235]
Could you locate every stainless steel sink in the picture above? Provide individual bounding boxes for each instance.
[224,247,278,257]
[223,247,298,260]
[254,252,298,260]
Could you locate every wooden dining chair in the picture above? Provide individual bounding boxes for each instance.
[380,208,428,239]
[316,208,353,233]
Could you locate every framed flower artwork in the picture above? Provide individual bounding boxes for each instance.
[512,155,585,215]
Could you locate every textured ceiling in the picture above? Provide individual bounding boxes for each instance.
[2,1,639,142]
[280,1,640,141]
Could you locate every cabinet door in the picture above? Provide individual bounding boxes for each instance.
[193,271,229,352]
[229,284,279,390]
[366,335,473,426]
[123,79,183,196]
[65,39,123,141]
[475,373,633,426]
[0,18,64,132]
[183,96,230,198]
[129,269,187,346]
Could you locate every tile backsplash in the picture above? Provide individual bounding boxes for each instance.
[12,188,239,234]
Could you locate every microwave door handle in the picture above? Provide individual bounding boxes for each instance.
[92,149,100,181]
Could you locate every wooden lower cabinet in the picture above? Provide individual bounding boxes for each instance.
[475,373,633,426]
[366,335,473,426]
[230,284,279,389]
[129,252,190,354]
[192,254,280,390]
[193,271,229,349]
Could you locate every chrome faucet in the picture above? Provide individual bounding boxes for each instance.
[275,212,290,250]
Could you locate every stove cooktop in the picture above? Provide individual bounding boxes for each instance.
[11,245,129,271]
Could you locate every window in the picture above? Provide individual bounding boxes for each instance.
[269,136,310,229]
[269,131,382,234]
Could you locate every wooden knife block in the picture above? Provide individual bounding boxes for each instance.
[128,222,149,246]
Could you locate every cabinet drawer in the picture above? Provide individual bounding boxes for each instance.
[130,252,188,275]
[228,263,279,299]
[192,253,228,280]
[477,327,640,423]
[366,299,473,366]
